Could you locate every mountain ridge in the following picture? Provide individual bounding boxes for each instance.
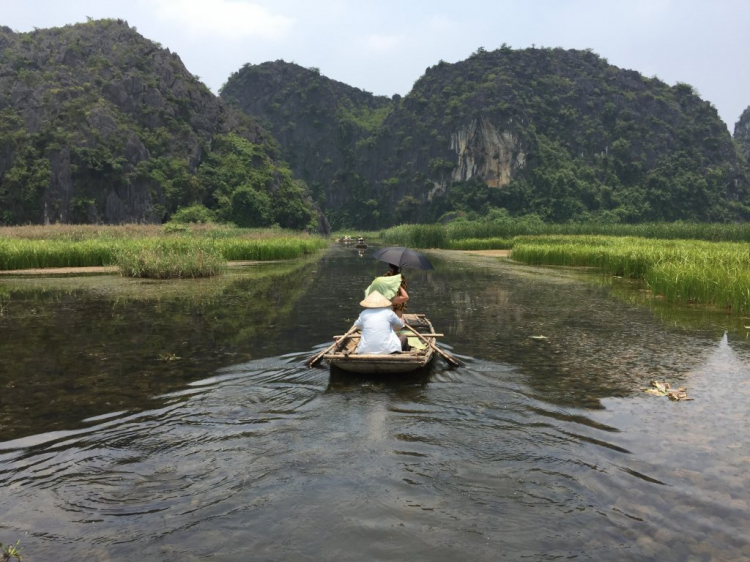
[0,19,323,230]
[224,47,748,228]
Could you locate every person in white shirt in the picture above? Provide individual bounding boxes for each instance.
[354,291,410,354]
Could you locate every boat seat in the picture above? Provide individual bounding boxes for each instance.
[403,313,429,327]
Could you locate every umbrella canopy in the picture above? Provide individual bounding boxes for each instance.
[371,246,434,270]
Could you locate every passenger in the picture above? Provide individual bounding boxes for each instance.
[354,291,409,354]
[382,263,408,318]
[363,264,409,318]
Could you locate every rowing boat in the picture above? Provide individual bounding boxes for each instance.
[323,313,437,373]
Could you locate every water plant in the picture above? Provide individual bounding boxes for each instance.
[1,540,23,561]
[114,244,226,279]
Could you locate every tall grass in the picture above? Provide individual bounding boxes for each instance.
[0,225,327,270]
[115,245,226,279]
[380,224,447,248]
[445,237,514,250]
[381,221,750,248]
[512,235,750,312]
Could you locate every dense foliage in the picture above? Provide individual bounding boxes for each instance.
[225,49,748,229]
[220,61,392,220]
[0,20,319,229]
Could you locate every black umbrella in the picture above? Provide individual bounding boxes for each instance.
[371,246,434,270]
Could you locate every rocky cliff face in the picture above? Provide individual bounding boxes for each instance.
[224,50,748,227]
[449,117,526,189]
[0,20,321,229]
[735,106,750,162]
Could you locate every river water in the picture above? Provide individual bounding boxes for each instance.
[0,245,748,561]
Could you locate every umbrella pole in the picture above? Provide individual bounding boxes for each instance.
[403,324,463,368]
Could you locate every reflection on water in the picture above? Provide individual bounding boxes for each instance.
[1,246,749,561]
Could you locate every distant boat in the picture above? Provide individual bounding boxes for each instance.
[323,313,437,373]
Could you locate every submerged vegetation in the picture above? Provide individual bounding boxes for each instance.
[0,224,327,274]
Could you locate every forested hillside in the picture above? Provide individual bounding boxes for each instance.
[224,48,748,229]
[735,106,750,163]
[221,62,392,212]
[0,19,321,230]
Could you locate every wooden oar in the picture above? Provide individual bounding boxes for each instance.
[403,324,463,368]
[306,325,358,368]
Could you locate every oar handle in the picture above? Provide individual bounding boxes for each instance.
[306,325,358,368]
[403,324,463,368]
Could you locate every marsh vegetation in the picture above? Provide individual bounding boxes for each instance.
[381,220,750,314]
[0,224,327,277]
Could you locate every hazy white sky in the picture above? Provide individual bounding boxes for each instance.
[3,0,748,129]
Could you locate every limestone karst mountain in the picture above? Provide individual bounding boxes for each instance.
[0,19,322,230]
[223,48,748,229]
[1,20,746,230]
[734,106,750,163]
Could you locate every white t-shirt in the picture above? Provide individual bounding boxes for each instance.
[353,308,405,355]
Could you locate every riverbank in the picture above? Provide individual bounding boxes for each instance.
[458,249,512,258]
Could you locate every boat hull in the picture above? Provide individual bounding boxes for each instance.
[322,313,438,374]
[327,350,434,373]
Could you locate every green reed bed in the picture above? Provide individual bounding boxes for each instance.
[512,235,750,312]
[380,224,448,248]
[0,227,327,271]
[0,239,116,270]
[380,221,750,248]
[447,221,750,242]
[0,223,326,242]
[115,245,226,279]
[445,237,514,250]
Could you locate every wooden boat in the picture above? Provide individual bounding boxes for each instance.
[323,313,437,373]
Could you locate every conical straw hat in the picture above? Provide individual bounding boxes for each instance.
[360,290,393,308]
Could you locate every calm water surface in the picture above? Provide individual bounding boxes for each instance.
[0,246,748,561]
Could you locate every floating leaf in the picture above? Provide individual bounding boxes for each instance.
[643,380,693,401]
[649,380,670,393]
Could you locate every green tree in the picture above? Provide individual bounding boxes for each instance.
[231,186,273,227]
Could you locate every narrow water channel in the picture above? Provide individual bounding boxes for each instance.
[0,245,748,561]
